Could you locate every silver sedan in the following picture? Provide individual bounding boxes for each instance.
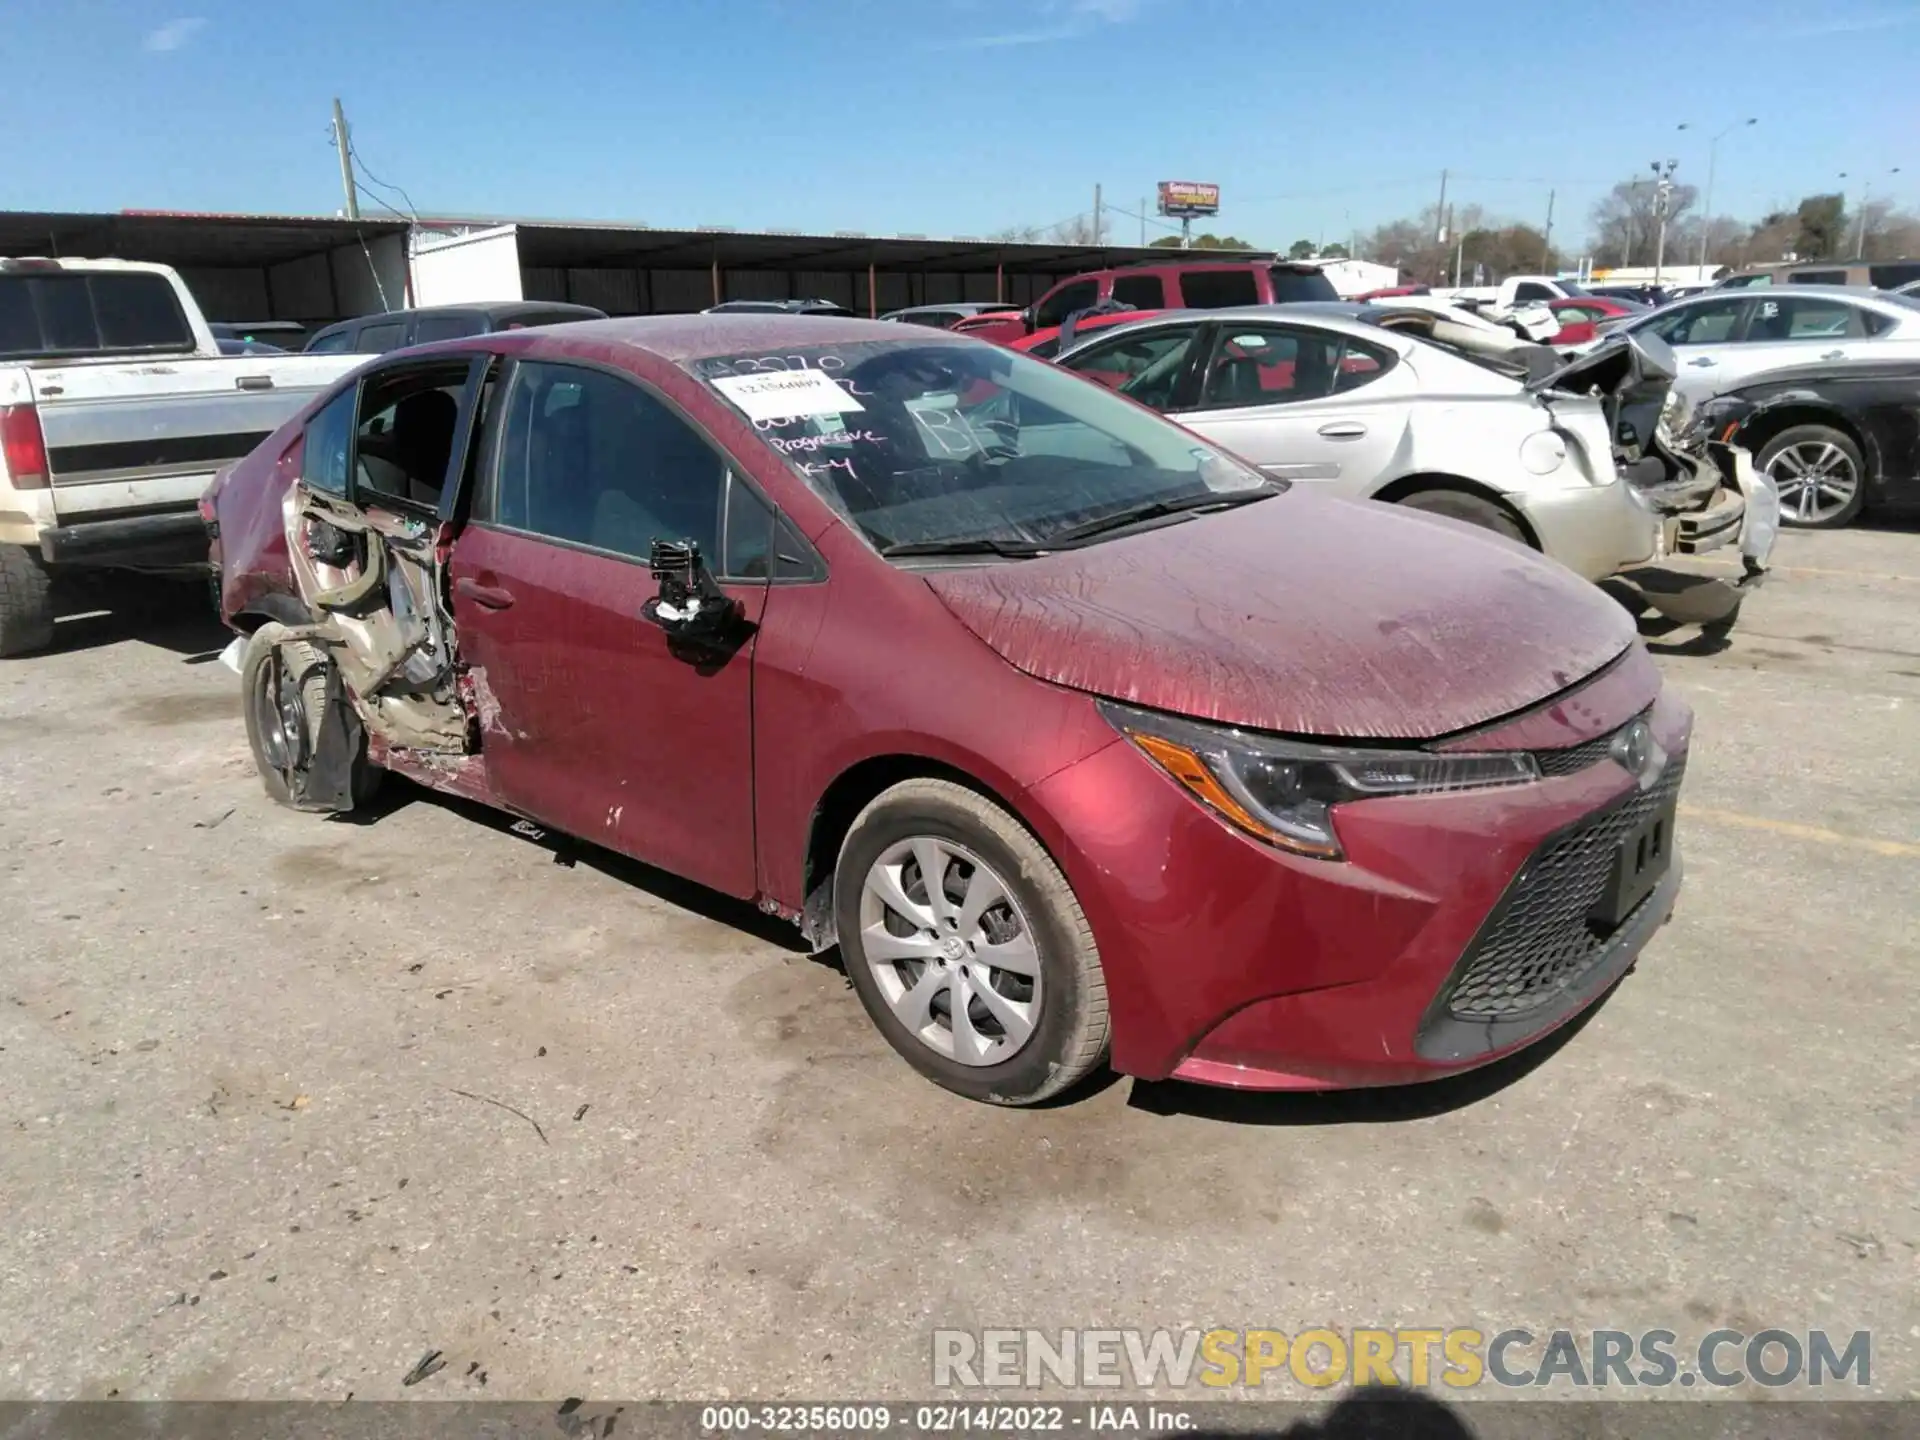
[1051,305,1659,582]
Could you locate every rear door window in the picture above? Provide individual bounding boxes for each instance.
[1196,326,1389,408]
[412,313,488,344]
[1760,296,1871,340]
[0,272,194,359]
[302,389,357,495]
[305,329,354,353]
[352,361,476,512]
[1266,267,1340,303]
[1110,275,1165,309]
[1178,269,1260,308]
[356,320,407,353]
[1034,280,1100,330]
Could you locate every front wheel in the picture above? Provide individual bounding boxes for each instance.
[834,778,1108,1105]
[1758,425,1866,529]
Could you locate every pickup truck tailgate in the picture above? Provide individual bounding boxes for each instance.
[29,354,358,523]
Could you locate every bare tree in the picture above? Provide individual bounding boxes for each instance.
[987,224,1045,244]
[1858,200,1920,260]
[1587,177,1699,266]
[1048,214,1099,245]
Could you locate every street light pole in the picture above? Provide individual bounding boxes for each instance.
[1649,159,1680,286]
[1679,118,1756,271]
[1844,167,1903,259]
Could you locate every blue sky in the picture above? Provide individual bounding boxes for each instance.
[5,0,1917,254]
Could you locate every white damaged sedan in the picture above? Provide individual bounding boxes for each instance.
[1052,302,1663,581]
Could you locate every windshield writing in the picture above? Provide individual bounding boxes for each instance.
[690,342,1272,554]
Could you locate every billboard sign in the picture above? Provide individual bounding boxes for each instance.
[1157,181,1221,218]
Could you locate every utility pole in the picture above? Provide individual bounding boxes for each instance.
[1454,230,1466,288]
[1434,169,1449,284]
[1541,189,1555,272]
[331,97,360,221]
[1650,158,1679,286]
[1092,184,1102,246]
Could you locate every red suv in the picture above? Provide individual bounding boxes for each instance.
[957,260,1339,345]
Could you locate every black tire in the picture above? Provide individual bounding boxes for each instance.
[834,778,1108,1105]
[1394,488,1529,544]
[1757,424,1866,529]
[240,623,381,810]
[0,545,56,658]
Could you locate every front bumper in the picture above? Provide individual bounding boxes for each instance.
[1031,677,1692,1089]
[1507,479,1659,582]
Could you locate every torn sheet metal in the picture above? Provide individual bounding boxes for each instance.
[281,484,470,752]
[922,486,1637,741]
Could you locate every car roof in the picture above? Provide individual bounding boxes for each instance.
[1051,303,1398,355]
[1672,284,1887,304]
[505,313,971,364]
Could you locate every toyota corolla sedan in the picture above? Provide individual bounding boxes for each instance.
[207,316,1690,1105]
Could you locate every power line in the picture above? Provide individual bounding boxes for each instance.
[347,140,420,222]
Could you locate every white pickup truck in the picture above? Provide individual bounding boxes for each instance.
[1431,274,1584,309]
[0,258,365,655]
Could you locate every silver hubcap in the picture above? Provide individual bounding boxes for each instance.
[1768,441,1858,524]
[857,837,1041,1067]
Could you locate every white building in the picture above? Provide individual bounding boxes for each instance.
[1306,257,1400,297]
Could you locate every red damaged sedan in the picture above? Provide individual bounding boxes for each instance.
[207,315,1689,1105]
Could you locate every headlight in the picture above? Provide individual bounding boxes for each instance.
[1100,701,1539,860]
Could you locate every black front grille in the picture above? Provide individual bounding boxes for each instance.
[1532,708,1651,778]
[1441,752,1686,1021]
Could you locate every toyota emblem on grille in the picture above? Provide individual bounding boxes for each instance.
[1609,719,1667,790]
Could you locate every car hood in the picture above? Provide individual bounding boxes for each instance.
[921,489,1637,740]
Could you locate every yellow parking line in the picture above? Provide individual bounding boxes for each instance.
[1681,805,1920,858]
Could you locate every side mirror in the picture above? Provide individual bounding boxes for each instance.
[642,539,738,642]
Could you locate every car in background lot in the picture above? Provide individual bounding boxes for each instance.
[880,303,1021,329]
[208,314,1689,1104]
[1049,303,1661,581]
[1595,286,1920,396]
[212,320,307,354]
[1704,359,1920,528]
[957,259,1339,345]
[1012,308,1167,358]
[703,299,856,317]
[1587,285,1672,308]
[0,257,364,655]
[1716,260,1920,291]
[1547,295,1647,348]
[304,301,608,354]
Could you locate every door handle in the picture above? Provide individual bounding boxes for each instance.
[1317,421,1368,439]
[235,374,275,391]
[454,577,515,610]
[1686,357,1717,367]
[1820,349,1846,361]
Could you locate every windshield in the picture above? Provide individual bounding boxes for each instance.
[689,340,1272,554]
